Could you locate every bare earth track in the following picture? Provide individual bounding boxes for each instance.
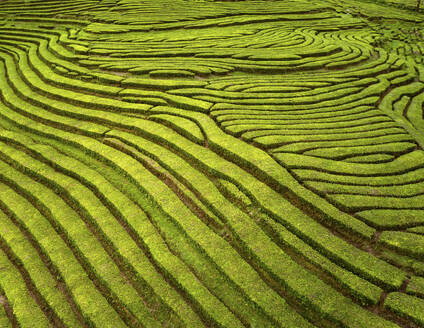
[0,0,423,327]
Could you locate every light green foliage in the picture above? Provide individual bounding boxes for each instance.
[407,276,424,297]
[0,209,81,327]
[378,231,424,259]
[0,0,424,326]
[385,293,424,326]
[0,303,12,328]
[0,249,50,328]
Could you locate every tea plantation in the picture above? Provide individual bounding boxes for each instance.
[0,0,423,327]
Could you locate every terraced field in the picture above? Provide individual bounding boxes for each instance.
[0,0,424,327]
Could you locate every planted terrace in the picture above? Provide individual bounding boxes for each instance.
[0,0,423,327]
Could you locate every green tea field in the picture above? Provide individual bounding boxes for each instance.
[0,0,423,327]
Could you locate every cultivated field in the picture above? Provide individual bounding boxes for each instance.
[0,0,423,327]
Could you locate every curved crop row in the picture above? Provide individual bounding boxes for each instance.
[0,0,423,327]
